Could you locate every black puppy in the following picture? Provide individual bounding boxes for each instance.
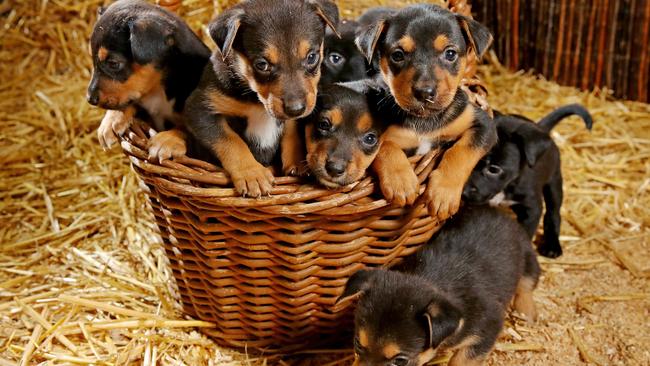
[87,0,210,161]
[463,104,593,258]
[301,84,387,187]
[320,7,394,84]
[338,205,540,366]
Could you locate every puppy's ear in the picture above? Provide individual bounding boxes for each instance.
[335,269,374,305]
[512,125,553,167]
[456,15,493,59]
[422,297,462,349]
[129,17,174,64]
[97,6,106,17]
[308,0,340,38]
[355,20,387,63]
[209,8,244,61]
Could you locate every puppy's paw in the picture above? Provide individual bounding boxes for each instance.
[97,110,133,149]
[538,239,563,258]
[425,171,462,221]
[377,164,419,207]
[148,130,187,162]
[230,162,275,197]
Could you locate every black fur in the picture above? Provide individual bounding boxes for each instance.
[463,104,593,258]
[340,206,540,366]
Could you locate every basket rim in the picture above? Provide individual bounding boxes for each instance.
[121,123,440,212]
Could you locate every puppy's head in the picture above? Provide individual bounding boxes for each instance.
[463,117,552,204]
[355,5,492,117]
[320,20,367,84]
[302,84,384,188]
[87,1,175,109]
[209,0,339,120]
[337,269,462,366]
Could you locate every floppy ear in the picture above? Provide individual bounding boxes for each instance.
[455,15,493,58]
[422,298,462,349]
[129,17,174,64]
[335,269,374,305]
[512,125,553,167]
[308,0,340,38]
[208,8,244,61]
[355,20,387,63]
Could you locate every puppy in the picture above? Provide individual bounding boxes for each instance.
[338,205,541,366]
[301,84,386,187]
[355,5,497,220]
[463,104,593,258]
[183,0,339,197]
[321,8,394,84]
[87,0,210,161]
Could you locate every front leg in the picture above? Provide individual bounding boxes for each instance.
[281,120,307,176]
[97,106,136,149]
[372,141,419,206]
[426,110,496,220]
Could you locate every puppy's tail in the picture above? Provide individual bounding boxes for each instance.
[537,104,593,133]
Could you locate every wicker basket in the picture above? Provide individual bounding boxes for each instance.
[120,125,442,352]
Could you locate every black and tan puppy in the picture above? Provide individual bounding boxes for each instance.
[321,8,394,84]
[338,205,541,366]
[184,0,339,197]
[355,5,496,220]
[463,105,593,258]
[301,84,386,187]
[87,0,210,161]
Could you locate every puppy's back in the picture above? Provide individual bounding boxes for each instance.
[401,206,529,306]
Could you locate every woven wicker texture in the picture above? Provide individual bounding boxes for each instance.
[120,124,442,351]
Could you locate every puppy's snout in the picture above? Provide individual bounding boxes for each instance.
[325,158,347,177]
[413,85,436,102]
[87,90,100,106]
[283,98,307,118]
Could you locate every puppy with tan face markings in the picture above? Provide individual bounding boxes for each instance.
[87,0,211,162]
[183,0,339,198]
[354,4,496,220]
[338,205,541,366]
[300,84,387,188]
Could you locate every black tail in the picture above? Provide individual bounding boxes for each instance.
[537,104,593,133]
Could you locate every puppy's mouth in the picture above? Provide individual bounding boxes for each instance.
[98,98,135,111]
[308,156,360,188]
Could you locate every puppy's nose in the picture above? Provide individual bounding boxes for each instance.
[325,159,347,177]
[413,86,436,102]
[283,99,306,117]
[87,91,99,106]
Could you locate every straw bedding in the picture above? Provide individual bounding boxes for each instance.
[0,0,648,365]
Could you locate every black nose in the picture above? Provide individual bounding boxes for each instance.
[413,86,436,102]
[325,159,347,177]
[283,100,306,117]
[87,91,99,106]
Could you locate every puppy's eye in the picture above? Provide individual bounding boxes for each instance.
[105,60,123,72]
[254,59,270,72]
[444,48,458,62]
[318,118,332,131]
[328,52,345,65]
[390,49,405,63]
[306,51,320,66]
[362,132,377,146]
[484,164,503,176]
[390,355,410,366]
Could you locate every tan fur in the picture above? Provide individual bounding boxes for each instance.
[97,106,136,149]
[416,348,436,366]
[382,342,401,359]
[98,63,161,107]
[398,35,416,53]
[357,112,373,131]
[358,329,369,348]
[448,346,486,366]
[513,276,537,322]
[424,103,475,141]
[433,35,449,51]
[380,57,418,112]
[265,44,280,64]
[327,107,344,126]
[206,89,267,119]
[372,141,419,207]
[148,128,187,162]
[212,121,274,197]
[298,39,311,59]
[381,125,420,150]
[433,57,466,109]
[97,47,108,61]
[281,119,305,176]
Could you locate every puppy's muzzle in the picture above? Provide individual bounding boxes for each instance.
[412,84,436,103]
[325,158,347,177]
[282,97,307,118]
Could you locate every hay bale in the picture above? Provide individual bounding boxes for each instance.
[0,0,648,365]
